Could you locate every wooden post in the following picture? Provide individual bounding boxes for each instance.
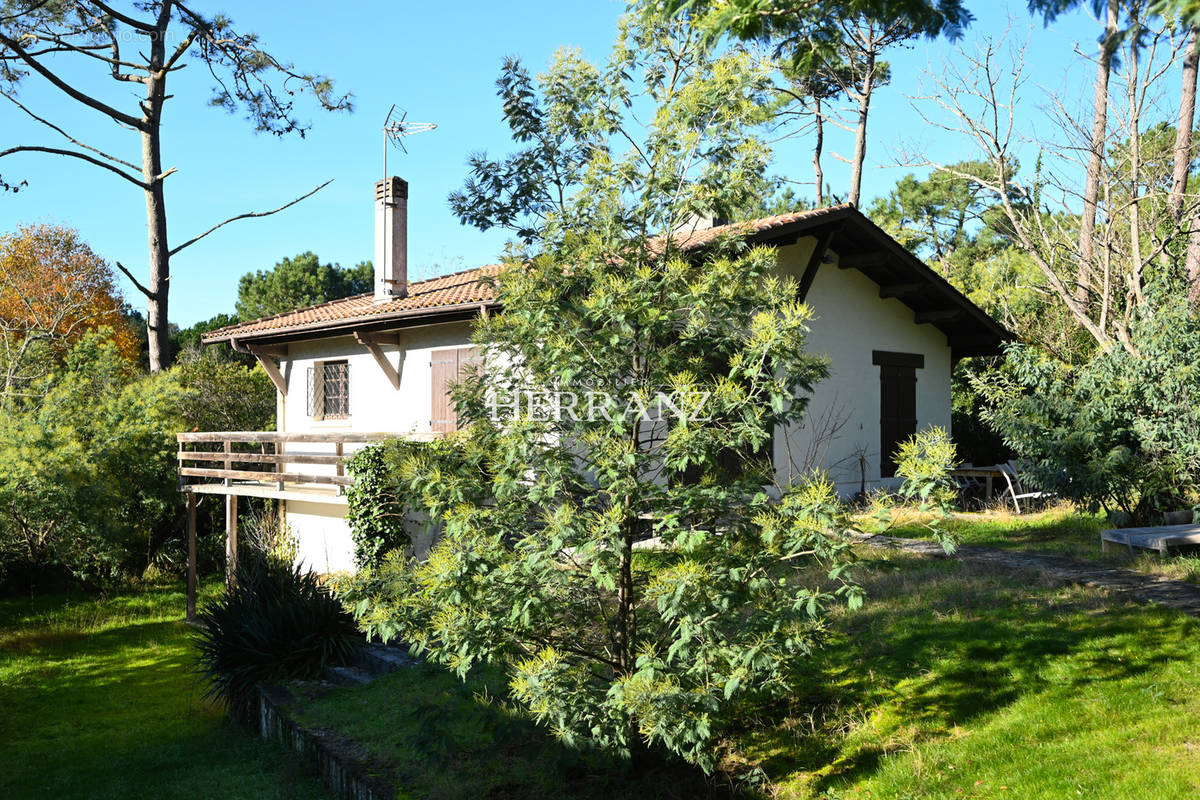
[225,494,238,588]
[223,440,232,486]
[336,442,345,477]
[186,492,198,622]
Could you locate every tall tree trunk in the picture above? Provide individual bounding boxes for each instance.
[1078,0,1120,307]
[143,5,172,373]
[142,127,170,373]
[813,96,825,206]
[1169,27,1199,221]
[1171,28,1200,299]
[1127,19,1145,308]
[848,44,875,208]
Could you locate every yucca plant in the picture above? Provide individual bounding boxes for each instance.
[194,553,362,721]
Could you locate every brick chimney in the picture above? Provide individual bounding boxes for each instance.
[374,176,408,302]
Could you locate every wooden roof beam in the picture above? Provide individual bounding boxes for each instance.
[914,308,964,325]
[878,282,924,299]
[837,250,889,270]
[246,344,288,396]
[354,331,404,390]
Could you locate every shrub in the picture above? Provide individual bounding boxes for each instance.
[194,553,362,720]
[0,332,181,590]
[344,443,412,568]
[979,301,1200,526]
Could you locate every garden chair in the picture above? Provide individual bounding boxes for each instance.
[997,461,1046,514]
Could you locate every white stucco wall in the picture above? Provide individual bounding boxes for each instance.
[774,238,953,495]
[288,500,356,575]
[278,320,477,574]
[272,245,956,572]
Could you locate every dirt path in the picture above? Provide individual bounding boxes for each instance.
[853,532,1200,617]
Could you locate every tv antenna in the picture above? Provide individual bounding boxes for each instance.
[382,105,437,178]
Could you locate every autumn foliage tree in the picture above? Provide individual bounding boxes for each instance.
[0,223,138,404]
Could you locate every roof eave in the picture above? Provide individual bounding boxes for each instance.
[201,299,498,346]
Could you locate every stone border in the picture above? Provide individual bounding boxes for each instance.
[254,643,418,800]
[257,683,395,800]
[853,532,1200,617]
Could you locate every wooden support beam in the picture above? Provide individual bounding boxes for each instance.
[178,431,400,444]
[186,493,198,622]
[248,346,287,396]
[354,331,403,390]
[914,308,964,325]
[225,494,238,589]
[796,224,840,303]
[837,250,889,270]
[878,282,924,299]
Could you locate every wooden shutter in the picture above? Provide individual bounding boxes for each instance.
[431,347,482,433]
[431,349,459,432]
[874,351,922,479]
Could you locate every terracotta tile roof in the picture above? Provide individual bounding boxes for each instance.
[202,264,502,342]
[668,204,855,251]
[203,204,934,344]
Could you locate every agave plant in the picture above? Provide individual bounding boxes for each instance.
[194,553,362,721]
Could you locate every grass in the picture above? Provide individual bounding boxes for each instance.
[0,581,331,800]
[737,548,1200,798]
[289,545,1200,799]
[288,662,730,800]
[880,503,1200,583]
[880,503,1108,560]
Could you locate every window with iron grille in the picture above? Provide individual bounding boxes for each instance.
[323,360,350,419]
[307,360,350,420]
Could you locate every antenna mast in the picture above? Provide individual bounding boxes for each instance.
[381,104,437,185]
[379,105,437,295]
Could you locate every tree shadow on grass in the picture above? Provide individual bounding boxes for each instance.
[290,660,744,800]
[735,554,1199,793]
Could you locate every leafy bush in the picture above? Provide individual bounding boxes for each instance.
[892,426,960,551]
[171,347,275,433]
[0,332,181,590]
[979,301,1200,525]
[344,443,412,568]
[195,553,362,721]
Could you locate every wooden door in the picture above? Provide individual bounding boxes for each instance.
[873,351,923,479]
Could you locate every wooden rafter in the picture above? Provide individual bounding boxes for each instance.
[247,344,287,396]
[354,331,403,390]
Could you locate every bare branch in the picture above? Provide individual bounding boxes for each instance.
[0,145,145,187]
[114,260,154,298]
[169,179,333,256]
[0,29,144,129]
[0,90,140,171]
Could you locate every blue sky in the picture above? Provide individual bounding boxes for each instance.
[0,1,1108,326]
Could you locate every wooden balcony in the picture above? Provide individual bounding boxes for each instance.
[176,430,411,504]
[176,430,438,621]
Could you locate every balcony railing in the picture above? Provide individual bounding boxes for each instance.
[176,431,440,499]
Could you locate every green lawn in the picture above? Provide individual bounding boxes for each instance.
[741,548,1200,798]
[0,581,330,800]
[288,663,724,800]
[289,546,1200,799]
[882,504,1108,559]
[883,505,1200,583]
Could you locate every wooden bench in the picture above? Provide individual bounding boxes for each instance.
[1100,524,1200,556]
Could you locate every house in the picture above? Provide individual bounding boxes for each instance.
[180,175,1009,596]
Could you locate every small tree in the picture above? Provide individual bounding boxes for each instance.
[346,17,861,770]
[0,223,139,406]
